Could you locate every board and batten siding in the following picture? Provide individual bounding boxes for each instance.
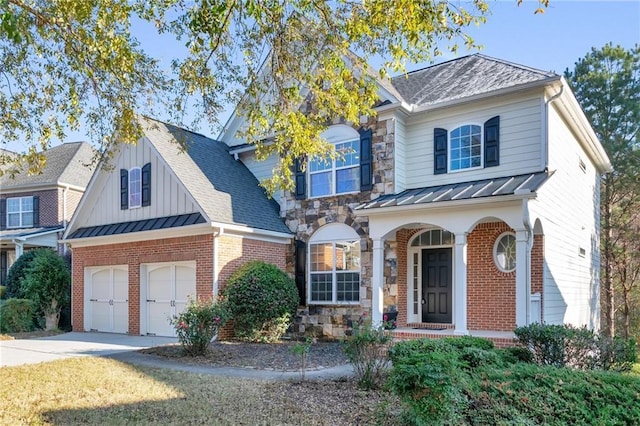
[81,138,200,227]
[530,103,601,329]
[394,116,407,193]
[403,94,543,189]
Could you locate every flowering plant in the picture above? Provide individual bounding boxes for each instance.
[169,297,228,356]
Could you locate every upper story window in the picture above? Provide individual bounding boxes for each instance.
[308,223,361,304]
[129,168,142,208]
[450,125,482,171]
[434,116,500,175]
[294,125,372,200]
[6,196,34,228]
[309,139,360,197]
[120,163,151,210]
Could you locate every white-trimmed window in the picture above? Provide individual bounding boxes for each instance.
[309,125,361,198]
[129,167,142,208]
[450,124,482,171]
[6,196,33,228]
[308,223,360,304]
[494,232,516,272]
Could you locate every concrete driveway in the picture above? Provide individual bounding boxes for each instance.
[0,332,176,367]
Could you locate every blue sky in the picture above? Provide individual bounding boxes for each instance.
[8,1,640,151]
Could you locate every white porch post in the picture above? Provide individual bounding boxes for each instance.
[515,230,531,327]
[454,232,468,335]
[13,240,24,259]
[371,238,384,325]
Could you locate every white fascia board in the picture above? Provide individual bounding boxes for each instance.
[211,221,293,244]
[0,183,59,194]
[62,222,213,248]
[2,227,63,242]
[353,193,537,217]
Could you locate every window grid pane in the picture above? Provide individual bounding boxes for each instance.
[310,172,332,197]
[310,273,332,302]
[336,167,359,193]
[337,272,359,302]
[310,243,333,272]
[450,125,482,171]
[6,197,33,228]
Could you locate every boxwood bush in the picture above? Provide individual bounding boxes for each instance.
[5,249,42,299]
[222,261,299,343]
[0,298,36,333]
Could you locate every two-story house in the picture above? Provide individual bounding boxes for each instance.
[64,54,610,344]
[0,142,94,285]
[221,54,611,344]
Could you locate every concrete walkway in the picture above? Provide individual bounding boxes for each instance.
[0,332,355,380]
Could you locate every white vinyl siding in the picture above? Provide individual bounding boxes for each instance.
[394,116,407,193]
[237,151,282,203]
[82,139,200,227]
[530,103,601,329]
[404,94,543,188]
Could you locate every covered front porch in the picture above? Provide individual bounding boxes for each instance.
[354,176,548,339]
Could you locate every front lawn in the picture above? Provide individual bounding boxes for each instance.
[0,357,401,425]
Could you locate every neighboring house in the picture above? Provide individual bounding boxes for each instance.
[0,142,95,285]
[220,54,611,345]
[62,118,291,337]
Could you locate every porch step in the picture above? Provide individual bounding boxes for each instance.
[391,328,517,348]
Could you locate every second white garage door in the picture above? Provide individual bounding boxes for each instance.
[141,261,197,337]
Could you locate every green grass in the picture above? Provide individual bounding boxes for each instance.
[0,357,400,425]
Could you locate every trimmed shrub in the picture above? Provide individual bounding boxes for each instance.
[22,250,71,330]
[5,249,41,299]
[222,261,299,342]
[515,323,637,372]
[0,299,36,333]
[170,298,228,356]
[341,320,392,389]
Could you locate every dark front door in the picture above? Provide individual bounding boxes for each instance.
[422,248,452,323]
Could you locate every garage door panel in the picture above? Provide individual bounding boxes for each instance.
[175,265,196,302]
[148,301,173,336]
[91,302,110,332]
[91,269,111,300]
[144,261,197,337]
[113,269,128,300]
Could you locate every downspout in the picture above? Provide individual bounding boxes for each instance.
[543,85,564,170]
[213,228,224,297]
[62,185,69,255]
[522,198,533,325]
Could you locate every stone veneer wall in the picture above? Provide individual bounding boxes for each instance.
[283,114,398,339]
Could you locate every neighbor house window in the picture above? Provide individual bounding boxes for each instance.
[308,222,361,304]
[450,125,482,171]
[309,139,360,197]
[129,167,142,208]
[494,232,516,273]
[6,197,34,228]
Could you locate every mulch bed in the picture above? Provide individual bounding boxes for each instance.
[140,339,350,371]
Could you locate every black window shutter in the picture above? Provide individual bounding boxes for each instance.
[0,199,6,230]
[434,128,448,175]
[295,239,306,306]
[141,162,151,207]
[32,196,39,227]
[120,169,129,210]
[484,115,500,168]
[0,250,6,286]
[294,158,306,200]
[359,128,373,191]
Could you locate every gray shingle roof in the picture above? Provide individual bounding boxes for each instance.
[141,118,291,236]
[390,54,557,107]
[356,171,552,211]
[0,225,63,240]
[1,142,95,189]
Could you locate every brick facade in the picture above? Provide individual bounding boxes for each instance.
[71,233,288,337]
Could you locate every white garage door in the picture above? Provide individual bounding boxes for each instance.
[84,266,128,333]
[143,261,196,337]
